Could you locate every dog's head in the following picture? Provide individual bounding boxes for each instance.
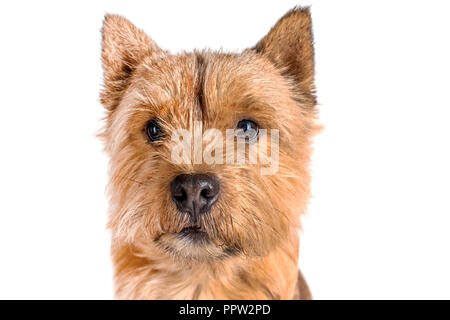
[100,8,317,261]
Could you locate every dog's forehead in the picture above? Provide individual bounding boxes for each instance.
[132,51,292,112]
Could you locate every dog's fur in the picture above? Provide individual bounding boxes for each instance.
[100,7,318,299]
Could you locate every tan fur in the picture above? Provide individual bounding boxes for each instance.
[100,7,318,300]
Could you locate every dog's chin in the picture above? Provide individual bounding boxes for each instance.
[154,228,229,261]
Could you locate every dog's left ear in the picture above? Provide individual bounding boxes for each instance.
[253,7,315,95]
[101,14,162,111]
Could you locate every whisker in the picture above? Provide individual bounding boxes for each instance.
[115,174,151,186]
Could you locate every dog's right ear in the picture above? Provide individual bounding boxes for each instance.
[253,7,315,97]
[101,14,162,111]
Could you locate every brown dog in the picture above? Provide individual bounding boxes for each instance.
[99,6,318,299]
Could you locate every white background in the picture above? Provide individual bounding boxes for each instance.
[0,0,449,299]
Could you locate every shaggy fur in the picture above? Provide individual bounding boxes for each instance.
[100,7,318,300]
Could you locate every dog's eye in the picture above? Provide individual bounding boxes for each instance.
[146,119,165,142]
[236,119,259,141]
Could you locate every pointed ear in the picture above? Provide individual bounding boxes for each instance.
[253,7,315,95]
[101,14,162,111]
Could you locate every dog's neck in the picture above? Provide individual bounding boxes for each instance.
[111,234,300,299]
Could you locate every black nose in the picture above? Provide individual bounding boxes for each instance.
[170,174,220,220]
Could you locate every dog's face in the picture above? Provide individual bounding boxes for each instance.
[100,9,317,261]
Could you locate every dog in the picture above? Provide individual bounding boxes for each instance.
[99,6,318,299]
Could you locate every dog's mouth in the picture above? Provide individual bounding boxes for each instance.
[177,225,210,243]
[155,225,238,260]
